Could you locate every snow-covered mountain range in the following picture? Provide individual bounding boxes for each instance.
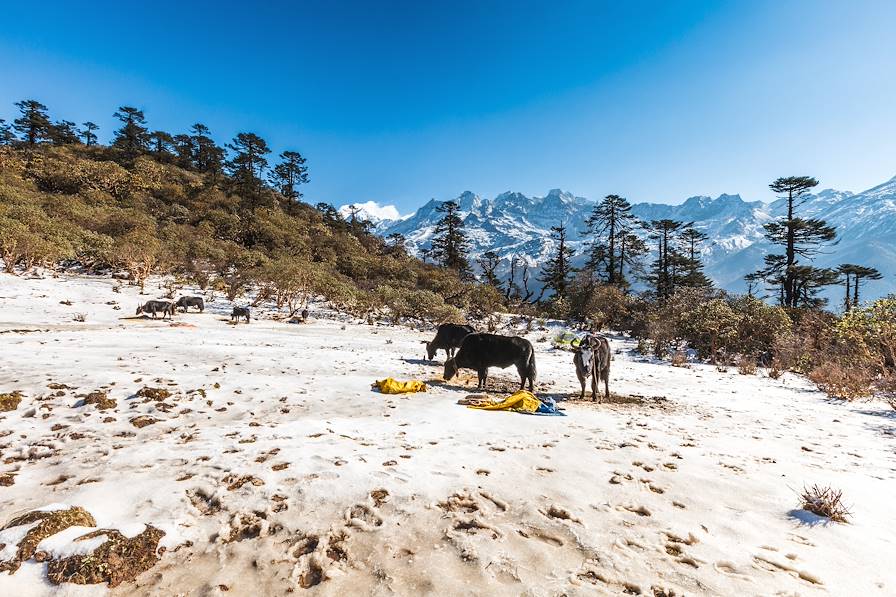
[351,175,896,302]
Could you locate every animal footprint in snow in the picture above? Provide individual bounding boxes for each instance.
[620,504,651,517]
[517,526,563,547]
[369,488,389,507]
[540,504,581,524]
[752,554,823,585]
[345,504,382,530]
[450,515,501,538]
[609,471,634,484]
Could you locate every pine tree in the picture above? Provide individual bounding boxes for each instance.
[343,206,372,235]
[13,99,52,145]
[385,233,408,257]
[744,271,765,298]
[790,265,840,309]
[0,119,16,146]
[314,202,344,227]
[226,132,270,191]
[190,123,224,175]
[583,194,638,284]
[646,219,685,299]
[49,120,80,145]
[617,231,648,283]
[149,131,174,157]
[430,200,470,277]
[838,264,883,310]
[757,176,837,307]
[173,134,195,169]
[677,225,712,288]
[269,150,309,201]
[539,223,575,299]
[112,106,150,157]
[79,121,99,146]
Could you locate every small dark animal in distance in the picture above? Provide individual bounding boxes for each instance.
[231,306,250,323]
[176,296,205,313]
[136,300,174,320]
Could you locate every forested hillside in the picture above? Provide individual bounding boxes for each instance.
[0,100,502,322]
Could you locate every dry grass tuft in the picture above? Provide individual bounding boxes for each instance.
[46,526,165,587]
[0,506,97,572]
[670,350,689,368]
[130,415,160,428]
[737,356,757,376]
[136,387,172,401]
[799,484,850,523]
[83,390,116,410]
[0,391,23,412]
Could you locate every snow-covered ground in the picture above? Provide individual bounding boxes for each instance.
[0,273,894,596]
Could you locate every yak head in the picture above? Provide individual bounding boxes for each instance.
[443,357,458,381]
[425,341,437,361]
[136,304,144,315]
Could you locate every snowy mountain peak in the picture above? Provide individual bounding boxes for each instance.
[375,174,896,301]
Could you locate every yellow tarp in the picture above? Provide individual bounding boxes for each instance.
[373,378,428,394]
[468,390,541,413]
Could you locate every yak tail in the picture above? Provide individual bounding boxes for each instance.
[527,348,537,384]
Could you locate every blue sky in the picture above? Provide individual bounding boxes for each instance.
[1,0,894,213]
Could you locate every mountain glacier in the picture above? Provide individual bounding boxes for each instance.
[364,175,896,302]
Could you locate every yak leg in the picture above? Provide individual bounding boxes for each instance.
[578,374,586,401]
[603,366,610,401]
[591,367,600,403]
[516,362,530,390]
[477,369,488,390]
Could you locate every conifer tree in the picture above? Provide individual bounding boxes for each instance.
[226,132,270,191]
[838,264,883,310]
[190,123,224,175]
[49,120,80,145]
[112,106,150,157]
[647,219,685,299]
[0,119,16,146]
[79,121,99,146]
[617,231,648,283]
[539,223,575,299]
[13,99,51,145]
[173,134,195,169]
[269,150,309,201]
[149,131,175,157]
[430,200,470,278]
[756,176,836,307]
[583,194,638,284]
[677,225,712,288]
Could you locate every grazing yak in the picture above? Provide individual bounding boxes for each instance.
[444,332,536,391]
[175,296,205,313]
[574,334,611,402]
[231,306,251,323]
[136,300,174,320]
[423,323,475,361]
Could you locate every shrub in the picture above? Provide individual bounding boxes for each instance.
[737,357,757,376]
[798,484,850,523]
[682,298,741,363]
